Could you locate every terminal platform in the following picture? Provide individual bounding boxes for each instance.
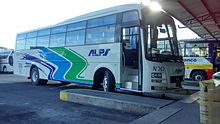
[60,89,174,115]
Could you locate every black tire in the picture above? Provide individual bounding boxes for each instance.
[60,81,71,85]
[3,66,7,73]
[30,67,47,85]
[192,71,205,81]
[92,76,102,90]
[40,79,48,85]
[102,70,115,92]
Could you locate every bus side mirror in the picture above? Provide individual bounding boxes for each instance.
[9,56,13,66]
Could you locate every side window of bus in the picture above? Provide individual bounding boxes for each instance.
[38,29,50,36]
[66,21,86,46]
[122,11,139,24]
[16,39,26,50]
[86,15,116,44]
[87,15,116,28]
[185,43,209,57]
[86,25,115,44]
[17,33,26,40]
[16,33,26,50]
[37,29,50,47]
[27,31,37,38]
[37,35,50,47]
[67,21,86,31]
[51,25,66,34]
[50,33,66,47]
[24,31,37,49]
[66,30,85,46]
[26,38,37,49]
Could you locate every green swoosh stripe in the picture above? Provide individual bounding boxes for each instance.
[50,47,92,83]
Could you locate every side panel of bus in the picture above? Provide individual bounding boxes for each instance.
[183,57,213,80]
[13,43,121,86]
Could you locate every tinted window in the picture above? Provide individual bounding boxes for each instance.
[0,55,8,59]
[50,33,65,47]
[67,21,86,31]
[27,31,37,38]
[17,33,26,40]
[185,43,209,57]
[37,35,50,47]
[86,25,115,44]
[26,38,36,49]
[38,29,50,36]
[51,25,66,34]
[88,15,116,28]
[104,15,117,25]
[16,39,26,50]
[66,30,85,46]
[123,11,139,23]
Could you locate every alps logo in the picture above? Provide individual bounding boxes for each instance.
[88,49,111,56]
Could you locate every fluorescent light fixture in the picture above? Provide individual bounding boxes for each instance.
[149,1,162,11]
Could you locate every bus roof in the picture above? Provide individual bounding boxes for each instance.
[17,4,145,34]
[179,39,220,43]
[58,4,145,25]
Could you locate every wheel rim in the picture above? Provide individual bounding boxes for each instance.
[3,68,6,72]
[195,74,203,81]
[32,70,38,82]
[103,75,108,92]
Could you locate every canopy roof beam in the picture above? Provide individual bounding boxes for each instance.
[178,0,218,40]
[200,0,220,30]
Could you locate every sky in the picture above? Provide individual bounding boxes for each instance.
[0,0,199,49]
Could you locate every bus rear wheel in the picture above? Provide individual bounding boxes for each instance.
[192,71,206,81]
[3,66,7,73]
[30,67,47,85]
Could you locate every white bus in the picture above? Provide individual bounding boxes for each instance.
[0,49,14,73]
[14,4,184,92]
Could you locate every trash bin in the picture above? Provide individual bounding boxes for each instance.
[200,79,220,124]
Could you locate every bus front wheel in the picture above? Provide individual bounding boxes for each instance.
[192,71,206,81]
[30,67,47,85]
[102,70,115,92]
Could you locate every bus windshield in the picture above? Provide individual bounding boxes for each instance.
[144,13,181,62]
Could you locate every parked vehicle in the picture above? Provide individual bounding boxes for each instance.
[14,4,184,92]
[0,49,13,73]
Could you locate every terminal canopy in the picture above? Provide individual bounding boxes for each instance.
[154,0,220,40]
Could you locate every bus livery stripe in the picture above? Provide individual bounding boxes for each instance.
[21,53,55,80]
[40,47,71,80]
[185,64,213,70]
[49,47,92,83]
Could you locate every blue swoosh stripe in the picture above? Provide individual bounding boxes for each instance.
[40,47,71,80]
